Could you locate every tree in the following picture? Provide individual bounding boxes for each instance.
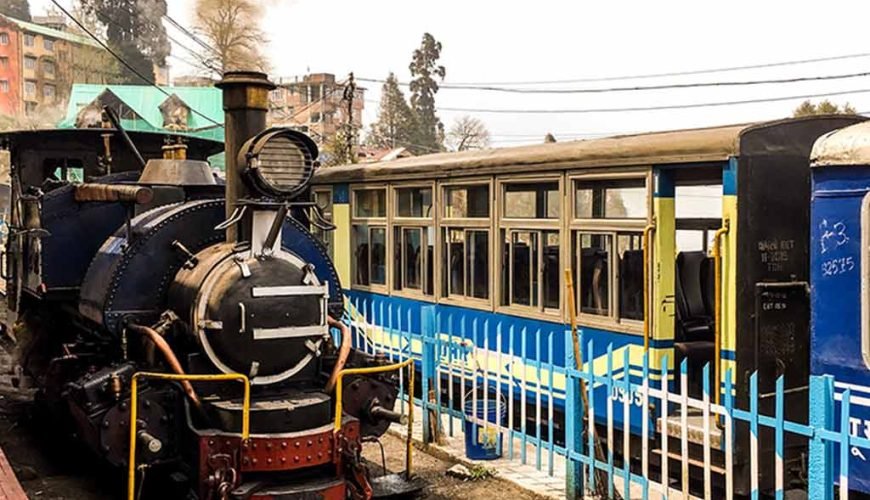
[193,0,269,75]
[793,99,857,117]
[80,0,170,84]
[366,73,416,150]
[408,33,445,154]
[0,0,31,21]
[447,115,490,151]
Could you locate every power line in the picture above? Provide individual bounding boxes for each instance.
[358,69,870,94]
[162,14,220,57]
[364,87,870,114]
[49,0,223,128]
[440,52,870,86]
[92,9,221,75]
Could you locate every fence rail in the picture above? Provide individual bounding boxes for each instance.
[345,296,870,500]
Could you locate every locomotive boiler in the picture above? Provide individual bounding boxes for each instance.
[2,72,404,499]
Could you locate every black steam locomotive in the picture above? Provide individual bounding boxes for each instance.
[1,72,404,499]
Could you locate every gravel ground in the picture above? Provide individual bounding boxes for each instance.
[362,433,538,500]
[0,344,533,499]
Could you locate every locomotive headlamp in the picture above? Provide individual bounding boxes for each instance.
[238,127,319,199]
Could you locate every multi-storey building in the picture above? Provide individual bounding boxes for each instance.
[0,14,119,117]
[269,73,365,145]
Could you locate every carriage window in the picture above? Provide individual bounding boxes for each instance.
[573,231,643,321]
[675,185,722,218]
[352,225,386,287]
[443,228,489,300]
[393,184,434,296]
[577,233,611,316]
[617,234,644,320]
[575,178,646,219]
[354,188,386,218]
[396,187,432,218]
[504,182,560,219]
[445,185,489,218]
[501,230,559,310]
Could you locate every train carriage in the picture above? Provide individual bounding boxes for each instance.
[314,115,865,495]
[810,120,870,495]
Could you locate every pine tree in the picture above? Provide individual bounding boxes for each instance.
[81,0,170,84]
[0,0,31,21]
[408,33,445,154]
[367,73,416,150]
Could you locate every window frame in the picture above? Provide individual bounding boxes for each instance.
[439,178,493,309]
[23,80,36,96]
[0,80,8,93]
[23,56,35,70]
[496,174,564,319]
[42,59,55,78]
[311,186,334,259]
[351,185,389,293]
[23,33,33,47]
[0,32,8,45]
[43,37,54,51]
[861,191,870,369]
[568,169,652,334]
[391,181,436,301]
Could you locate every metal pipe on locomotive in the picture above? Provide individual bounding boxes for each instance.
[3,72,405,499]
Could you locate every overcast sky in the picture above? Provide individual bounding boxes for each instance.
[32,0,870,146]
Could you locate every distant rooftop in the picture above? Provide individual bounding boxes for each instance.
[0,14,101,48]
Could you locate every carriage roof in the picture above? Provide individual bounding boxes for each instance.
[811,120,870,167]
[313,123,754,183]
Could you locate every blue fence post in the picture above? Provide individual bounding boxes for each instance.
[808,374,835,500]
[421,305,436,444]
[565,330,584,500]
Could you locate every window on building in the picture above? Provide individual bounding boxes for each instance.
[393,186,434,296]
[43,38,54,51]
[571,175,648,325]
[43,84,55,99]
[0,57,8,68]
[441,183,491,302]
[24,80,36,96]
[23,34,33,47]
[24,56,36,70]
[352,188,387,288]
[0,80,8,93]
[575,178,647,219]
[503,182,560,219]
[0,33,8,45]
[42,60,55,77]
[311,188,333,258]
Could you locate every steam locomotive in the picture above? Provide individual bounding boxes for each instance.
[1,72,404,499]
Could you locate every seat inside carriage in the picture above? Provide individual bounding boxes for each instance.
[671,170,723,398]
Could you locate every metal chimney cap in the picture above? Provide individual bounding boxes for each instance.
[215,71,277,91]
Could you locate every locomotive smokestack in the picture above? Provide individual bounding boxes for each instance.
[215,71,276,243]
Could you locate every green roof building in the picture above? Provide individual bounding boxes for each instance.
[58,83,226,168]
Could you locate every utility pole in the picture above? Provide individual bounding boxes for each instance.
[342,72,356,164]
